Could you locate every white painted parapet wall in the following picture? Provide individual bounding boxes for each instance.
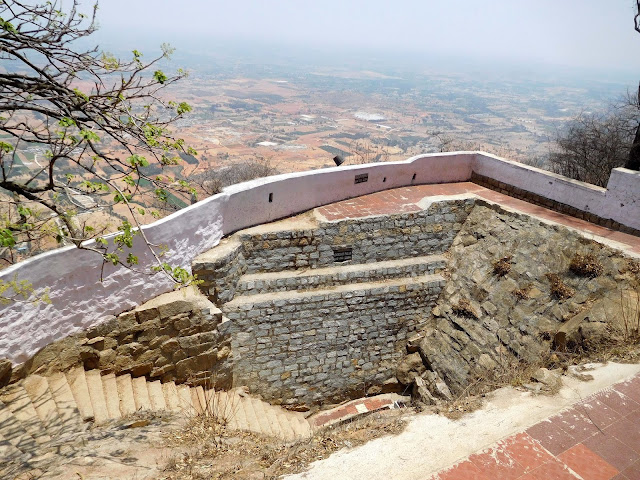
[0,151,638,364]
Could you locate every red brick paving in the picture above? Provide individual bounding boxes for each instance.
[428,374,640,480]
[315,183,640,254]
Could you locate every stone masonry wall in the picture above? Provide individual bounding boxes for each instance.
[224,277,445,406]
[241,200,471,273]
[193,199,473,305]
[13,289,234,389]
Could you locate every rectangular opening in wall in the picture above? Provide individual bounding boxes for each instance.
[333,247,353,263]
[354,173,368,184]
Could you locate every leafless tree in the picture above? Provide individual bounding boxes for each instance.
[548,105,637,187]
[347,138,390,164]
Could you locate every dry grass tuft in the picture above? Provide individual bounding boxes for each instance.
[512,285,532,300]
[452,298,479,319]
[546,273,574,300]
[569,253,604,278]
[492,255,513,277]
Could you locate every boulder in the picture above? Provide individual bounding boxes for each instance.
[396,352,426,385]
[531,367,562,391]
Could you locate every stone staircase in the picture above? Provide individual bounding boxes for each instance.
[0,367,312,478]
[236,254,446,295]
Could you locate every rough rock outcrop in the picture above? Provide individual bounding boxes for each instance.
[409,202,639,395]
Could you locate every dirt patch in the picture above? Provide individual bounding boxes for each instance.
[160,409,410,480]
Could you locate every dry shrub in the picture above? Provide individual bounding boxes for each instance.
[512,285,531,300]
[546,273,574,300]
[452,298,479,319]
[492,255,513,277]
[569,253,604,278]
[625,260,640,277]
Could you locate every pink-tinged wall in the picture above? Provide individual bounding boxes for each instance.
[0,151,638,364]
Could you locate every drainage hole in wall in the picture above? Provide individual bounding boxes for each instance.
[355,173,369,184]
[383,177,387,183]
[333,247,353,263]
[412,173,417,181]
[268,193,273,203]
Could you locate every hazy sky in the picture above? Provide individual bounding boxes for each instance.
[91,0,639,72]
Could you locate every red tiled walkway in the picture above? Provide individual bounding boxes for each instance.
[315,183,640,255]
[428,374,640,480]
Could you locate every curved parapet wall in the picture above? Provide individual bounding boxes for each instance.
[1,151,639,364]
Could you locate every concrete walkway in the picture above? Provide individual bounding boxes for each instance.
[285,363,640,480]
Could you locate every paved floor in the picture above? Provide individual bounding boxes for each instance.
[430,373,640,480]
[315,182,640,255]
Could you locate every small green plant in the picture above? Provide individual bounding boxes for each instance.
[569,253,604,278]
[492,255,513,277]
[546,273,574,300]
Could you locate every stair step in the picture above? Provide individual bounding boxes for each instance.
[85,370,109,424]
[247,397,275,437]
[147,381,167,411]
[238,255,446,295]
[22,375,61,435]
[237,396,262,435]
[291,412,312,439]
[195,386,210,414]
[176,385,193,414]
[162,382,181,412]
[263,402,292,441]
[274,409,297,442]
[115,374,137,417]
[66,367,94,422]
[190,388,203,415]
[0,384,51,445]
[101,373,121,420]
[131,376,152,411]
[215,391,238,428]
[226,273,446,309]
[227,390,249,430]
[0,431,26,462]
[0,400,38,453]
[47,372,83,434]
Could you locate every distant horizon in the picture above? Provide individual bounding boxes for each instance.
[86,0,639,82]
[88,28,639,89]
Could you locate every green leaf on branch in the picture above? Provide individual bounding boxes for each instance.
[176,102,192,115]
[127,154,149,167]
[0,141,14,153]
[104,253,119,266]
[0,229,16,247]
[153,70,167,84]
[80,129,100,142]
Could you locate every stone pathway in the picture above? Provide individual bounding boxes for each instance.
[429,373,640,479]
[315,182,640,255]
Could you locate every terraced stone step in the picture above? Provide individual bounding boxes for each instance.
[236,254,446,296]
[226,273,446,309]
